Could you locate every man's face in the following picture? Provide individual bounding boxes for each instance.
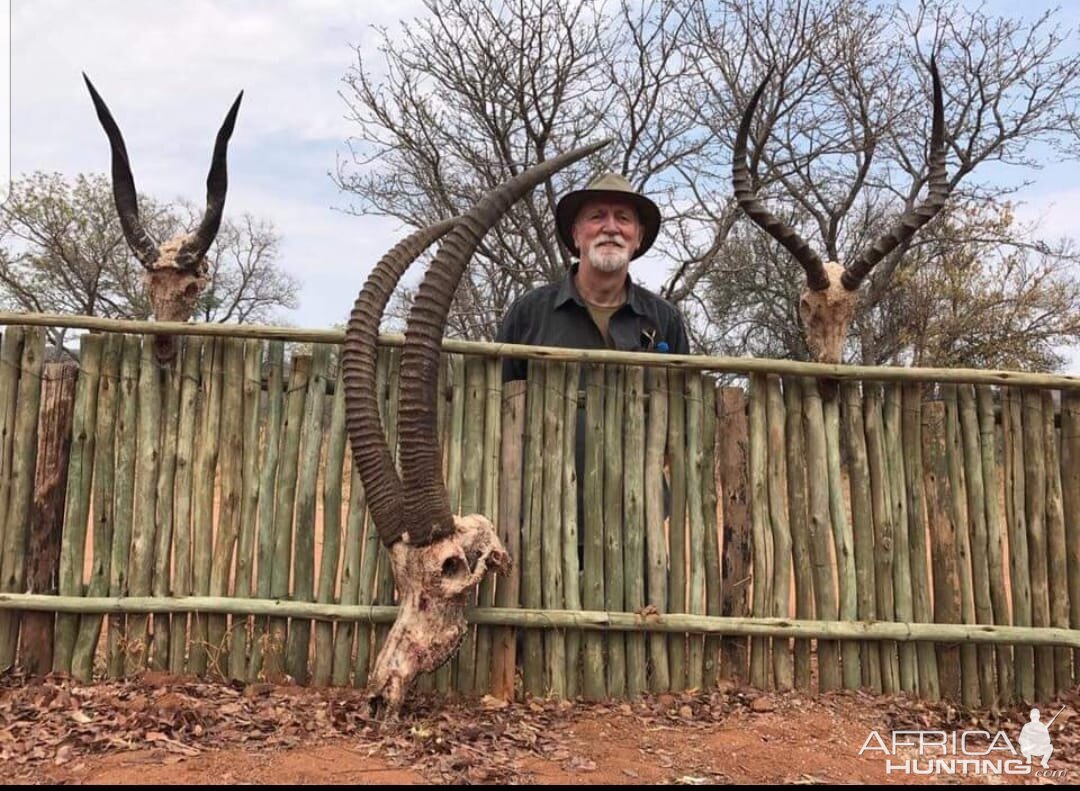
[572,198,643,273]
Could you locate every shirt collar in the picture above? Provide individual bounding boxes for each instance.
[555,263,648,316]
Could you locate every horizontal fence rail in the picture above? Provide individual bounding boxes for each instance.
[3,594,1079,648]
[1,311,1078,389]
[0,315,1075,708]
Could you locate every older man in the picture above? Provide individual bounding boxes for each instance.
[496,172,689,381]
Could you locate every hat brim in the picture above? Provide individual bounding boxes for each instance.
[555,189,661,261]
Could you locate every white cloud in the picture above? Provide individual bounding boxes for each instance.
[1013,188,1080,244]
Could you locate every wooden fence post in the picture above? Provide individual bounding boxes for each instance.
[719,386,750,682]
[19,361,77,675]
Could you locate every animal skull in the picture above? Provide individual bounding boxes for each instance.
[84,74,242,362]
[341,141,608,715]
[732,59,951,366]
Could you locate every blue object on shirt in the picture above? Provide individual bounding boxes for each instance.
[656,341,669,353]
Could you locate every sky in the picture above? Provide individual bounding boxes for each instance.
[7,0,1080,373]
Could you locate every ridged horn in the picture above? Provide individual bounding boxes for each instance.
[83,73,160,268]
[341,219,459,546]
[176,92,244,271]
[733,69,829,292]
[842,58,949,290]
[397,141,609,546]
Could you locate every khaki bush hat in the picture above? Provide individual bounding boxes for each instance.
[555,172,661,260]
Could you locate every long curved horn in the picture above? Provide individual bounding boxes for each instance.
[397,141,609,546]
[842,58,949,290]
[83,74,160,268]
[341,219,459,547]
[732,70,829,292]
[175,92,244,271]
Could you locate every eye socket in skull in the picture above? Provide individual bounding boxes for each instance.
[441,553,467,579]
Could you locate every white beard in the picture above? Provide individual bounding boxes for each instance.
[586,237,631,272]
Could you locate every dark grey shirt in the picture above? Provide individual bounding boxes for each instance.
[495,264,690,382]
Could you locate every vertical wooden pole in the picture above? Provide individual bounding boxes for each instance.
[491,379,526,699]
[977,386,1012,702]
[264,353,310,680]
[19,362,77,676]
[189,338,224,676]
[522,361,547,696]
[169,337,203,674]
[0,329,47,670]
[541,361,567,698]
[719,387,750,682]
[1042,390,1071,691]
[313,363,347,687]
[582,363,605,699]
[784,378,813,691]
[764,376,791,690]
[125,335,162,673]
[604,365,626,696]
[902,384,939,700]
[943,385,979,706]
[841,381,880,692]
[1003,387,1034,702]
[645,367,670,691]
[454,357,486,693]
[864,384,899,693]
[473,357,502,694]
[561,364,582,698]
[667,369,688,690]
[747,374,771,689]
[229,339,264,679]
[1021,390,1053,702]
[685,373,707,691]
[151,339,184,670]
[18,361,74,673]
[1061,391,1080,682]
[802,378,840,692]
[922,399,961,700]
[957,385,997,703]
[884,384,915,694]
[825,392,859,690]
[106,335,140,678]
[53,333,102,673]
[248,340,283,681]
[285,345,330,683]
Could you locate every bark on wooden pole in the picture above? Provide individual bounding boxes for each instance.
[17,359,74,675]
[923,399,961,701]
[719,387,750,682]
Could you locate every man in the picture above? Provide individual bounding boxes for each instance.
[496,172,689,379]
[495,172,690,563]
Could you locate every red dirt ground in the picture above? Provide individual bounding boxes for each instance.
[2,671,1078,785]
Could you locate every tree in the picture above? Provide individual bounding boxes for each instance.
[675,0,1080,364]
[339,0,1080,368]
[876,200,1080,371]
[337,0,704,340]
[0,172,300,352]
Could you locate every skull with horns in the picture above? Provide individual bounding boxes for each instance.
[84,75,243,362]
[341,141,607,715]
[732,59,952,365]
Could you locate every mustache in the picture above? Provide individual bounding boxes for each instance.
[592,236,626,249]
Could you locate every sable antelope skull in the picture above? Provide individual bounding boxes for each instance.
[341,141,607,714]
[732,60,951,364]
[84,74,243,362]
